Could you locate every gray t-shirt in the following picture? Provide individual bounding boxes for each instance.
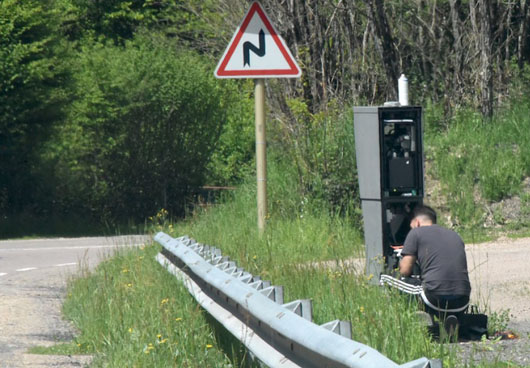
[402,224,471,296]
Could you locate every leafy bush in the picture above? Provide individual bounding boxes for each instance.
[43,34,231,222]
[205,80,255,185]
[62,0,225,51]
[0,0,68,216]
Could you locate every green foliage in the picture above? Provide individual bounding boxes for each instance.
[60,227,505,366]
[43,34,230,221]
[54,146,519,367]
[167,161,452,364]
[206,80,255,185]
[270,99,360,219]
[60,0,224,50]
[487,309,511,336]
[426,98,530,227]
[72,0,145,41]
[0,0,68,215]
[0,0,254,229]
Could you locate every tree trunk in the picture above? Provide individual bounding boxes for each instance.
[367,0,399,100]
[471,0,494,118]
[518,0,529,69]
[479,0,494,118]
[449,0,464,101]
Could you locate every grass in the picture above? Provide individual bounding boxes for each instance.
[57,244,243,367]
[426,98,530,229]
[51,237,450,366]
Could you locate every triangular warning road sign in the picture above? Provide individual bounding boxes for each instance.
[215,2,301,79]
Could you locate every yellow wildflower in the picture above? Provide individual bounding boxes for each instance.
[144,344,155,354]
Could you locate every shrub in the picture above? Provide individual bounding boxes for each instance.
[43,34,231,222]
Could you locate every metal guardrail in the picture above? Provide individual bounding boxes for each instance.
[154,232,441,368]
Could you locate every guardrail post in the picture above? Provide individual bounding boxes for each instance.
[321,320,352,339]
[283,300,312,321]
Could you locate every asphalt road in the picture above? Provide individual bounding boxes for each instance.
[0,235,150,368]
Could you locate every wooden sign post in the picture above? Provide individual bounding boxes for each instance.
[254,79,267,231]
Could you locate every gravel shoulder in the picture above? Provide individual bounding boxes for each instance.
[0,268,92,367]
[454,236,530,366]
[466,236,530,334]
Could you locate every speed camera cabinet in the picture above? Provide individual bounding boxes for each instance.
[353,106,424,282]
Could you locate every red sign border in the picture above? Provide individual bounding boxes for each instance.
[215,2,301,78]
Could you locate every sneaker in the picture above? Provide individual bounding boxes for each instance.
[444,315,459,339]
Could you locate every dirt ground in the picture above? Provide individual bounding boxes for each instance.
[455,236,530,366]
[0,265,93,367]
[466,236,530,334]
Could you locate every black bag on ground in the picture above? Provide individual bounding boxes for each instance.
[458,313,488,341]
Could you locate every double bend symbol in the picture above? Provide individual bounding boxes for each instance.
[243,29,266,67]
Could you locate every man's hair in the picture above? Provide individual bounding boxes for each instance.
[412,205,437,224]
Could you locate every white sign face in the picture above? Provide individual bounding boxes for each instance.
[214,2,301,79]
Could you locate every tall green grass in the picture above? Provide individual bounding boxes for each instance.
[55,234,506,367]
[174,157,363,273]
[426,98,530,229]
[61,244,250,367]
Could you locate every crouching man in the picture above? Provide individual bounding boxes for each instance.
[399,205,471,333]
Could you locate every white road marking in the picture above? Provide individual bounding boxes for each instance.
[16,267,37,272]
[0,273,7,277]
[55,262,77,267]
[0,244,142,252]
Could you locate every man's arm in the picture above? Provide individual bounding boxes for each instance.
[399,255,417,277]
